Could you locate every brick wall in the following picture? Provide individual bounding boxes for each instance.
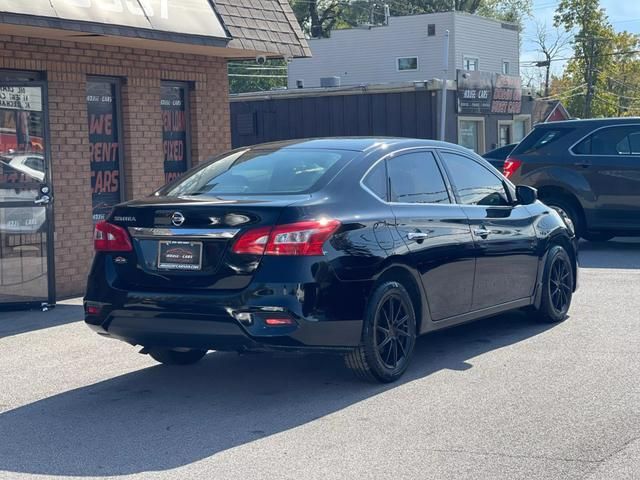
[0,35,231,299]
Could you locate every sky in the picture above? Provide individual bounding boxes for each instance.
[521,0,640,79]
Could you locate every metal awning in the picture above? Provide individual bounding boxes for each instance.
[0,0,229,47]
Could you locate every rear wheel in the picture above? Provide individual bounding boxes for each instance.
[345,281,417,383]
[148,348,207,365]
[530,245,574,324]
[544,195,582,238]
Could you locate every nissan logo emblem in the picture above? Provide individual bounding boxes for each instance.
[171,212,185,227]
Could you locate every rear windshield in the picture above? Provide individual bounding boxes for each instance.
[512,127,574,155]
[161,148,357,196]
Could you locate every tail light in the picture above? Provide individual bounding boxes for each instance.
[503,157,523,179]
[94,221,133,252]
[232,219,341,256]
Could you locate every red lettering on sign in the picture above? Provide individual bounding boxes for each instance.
[89,114,113,135]
[92,170,120,193]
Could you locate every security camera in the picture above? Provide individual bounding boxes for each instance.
[256,55,267,65]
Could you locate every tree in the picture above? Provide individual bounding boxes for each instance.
[554,0,615,118]
[228,59,288,94]
[530,20,571,96]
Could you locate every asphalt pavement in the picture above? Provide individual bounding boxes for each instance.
[0,240,638,480]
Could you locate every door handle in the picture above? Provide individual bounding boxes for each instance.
[474,227,492,237]
[34,195,51,205]
[407,232,429,241]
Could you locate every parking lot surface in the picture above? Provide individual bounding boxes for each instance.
[1,240,639,480]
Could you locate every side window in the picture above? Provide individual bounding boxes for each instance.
[387,152,450,204]
[363,162,387,200]
[441,152,510,206]
[574,126,640,155]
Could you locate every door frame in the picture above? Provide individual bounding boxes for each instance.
[0,79,56,307]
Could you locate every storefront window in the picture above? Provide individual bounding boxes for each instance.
[513,118,528,143]
[161,82,191,183]
[87,79,123,223]
[458,118,485,153]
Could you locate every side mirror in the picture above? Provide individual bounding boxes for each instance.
[516,185,537,205]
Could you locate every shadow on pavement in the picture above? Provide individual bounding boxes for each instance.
[0,304,82,339]
[0,310,558,477]
[578,238,640,270]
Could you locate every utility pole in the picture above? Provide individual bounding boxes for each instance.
[440,30,450,141]
[584,36,595,118]
[535,60,551,97]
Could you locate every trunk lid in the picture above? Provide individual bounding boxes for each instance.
[107,194,308,291]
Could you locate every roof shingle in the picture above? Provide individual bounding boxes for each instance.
[214,0,311,58]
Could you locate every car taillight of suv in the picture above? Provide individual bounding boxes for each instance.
[503,157,523,179]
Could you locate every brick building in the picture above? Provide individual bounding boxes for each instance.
[0,0,309,306]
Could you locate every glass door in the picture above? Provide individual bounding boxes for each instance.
[0,82,54,306]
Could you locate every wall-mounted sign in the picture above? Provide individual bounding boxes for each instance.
[161,83,190,184]
[87,80,122,223]
[491,74,522,114]
[1,0,227,39]
[457,70,522,115]
[0,87,43,112]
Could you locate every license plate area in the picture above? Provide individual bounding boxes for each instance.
[157,240,203,271]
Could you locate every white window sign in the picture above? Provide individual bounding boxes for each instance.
[0,87,43,112]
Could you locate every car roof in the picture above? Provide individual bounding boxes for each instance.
[249,137,475,154]
[536,117,640,128]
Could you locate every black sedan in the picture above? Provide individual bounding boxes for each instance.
[482,143,517,171]
[85,138,578,383]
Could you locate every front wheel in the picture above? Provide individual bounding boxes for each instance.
[148,348,207,365]
[345,281,417,383]
[531,245,574,324]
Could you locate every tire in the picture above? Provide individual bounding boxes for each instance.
[148,348,207,365]
[582,232,614,242]
[531,245,574,324]
[543,195,582,238]
[345,281,417,383]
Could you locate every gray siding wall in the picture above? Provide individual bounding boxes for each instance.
[288,12,455,88]
[453,14,519,74]
[288,12,519,89]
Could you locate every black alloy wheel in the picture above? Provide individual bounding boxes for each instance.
[549,255,572,314]
[375,294,413,370]
[345,281,417,383]
[531,245,574,323]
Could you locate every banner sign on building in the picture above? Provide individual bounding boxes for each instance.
[161,84,189,184]
[457,70,522,115]
[87,81,121,223]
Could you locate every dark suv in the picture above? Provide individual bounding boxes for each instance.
[505,118,640,241]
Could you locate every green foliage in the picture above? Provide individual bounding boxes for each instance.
[228,59,288,95]
[554,0,640,117]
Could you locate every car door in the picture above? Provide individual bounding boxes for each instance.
[438,150,539,311]
[571,125,640,230]
[386,150,476,322]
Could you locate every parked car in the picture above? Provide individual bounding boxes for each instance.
[505,118,640,241]
[85,138,577,383]
[482,143,517,170]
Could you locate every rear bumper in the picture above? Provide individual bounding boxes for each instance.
[84,285,364,351]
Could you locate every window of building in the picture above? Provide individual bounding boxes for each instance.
[387,152,450,204]
[440,152,510,206]
[87,78,123,223]
[397,57,419,71]
[574,126,640,155]
[428,24,436,36]
[161,82,192,183]
[458,117,485,153]
[502,60,510,75]
[463,56,479,71]
[363,162,387,200]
